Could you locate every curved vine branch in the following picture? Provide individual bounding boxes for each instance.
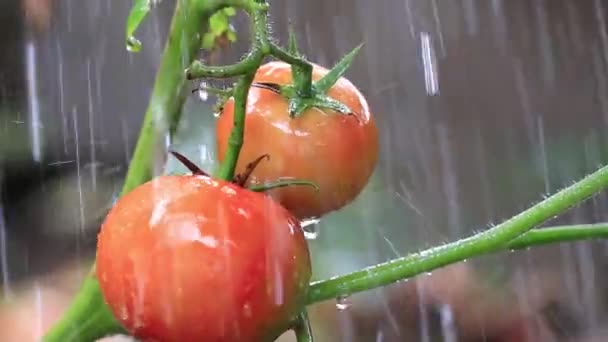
[307,166,608,304]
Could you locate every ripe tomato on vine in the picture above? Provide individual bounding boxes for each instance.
[216,61,379,220]
[96,173,311,342]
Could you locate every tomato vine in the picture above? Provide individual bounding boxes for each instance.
[43,0,608,341]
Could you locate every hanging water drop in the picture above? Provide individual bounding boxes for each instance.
[336,295,352,311]
[198,81,209,102]
[126,37,143,52]
[301,218,320,240]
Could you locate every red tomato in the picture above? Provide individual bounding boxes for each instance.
[216,61,379,220]
[96,175,311,342]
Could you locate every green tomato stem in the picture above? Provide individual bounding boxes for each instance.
[307,165,608,304]
[248,179,320,192]
[293,311,313,342]
[43,268,125,342]
[43,0,213,340]
[216,72,256,181]
[506,223,608,249]
[187,53,262,79]
[270,43,313,97]
[186,3,268,80]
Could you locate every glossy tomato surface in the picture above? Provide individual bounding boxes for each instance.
[96,175,311,342]
[216,61,379,220]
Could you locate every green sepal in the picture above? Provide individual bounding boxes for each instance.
[249,179,320,192]
[314,43,363,92]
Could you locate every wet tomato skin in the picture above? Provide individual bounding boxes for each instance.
[96,175,311,342]
[216,61,379,220]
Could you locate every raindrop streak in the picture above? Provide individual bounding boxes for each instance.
[0,205,11,298]
[462,0,479,36]
[403,0,416,39]
[121,118,131,165]
[595,0,608,67]
[336,295,352,311]
[439,304,457,342]
[72,107,86,237]
[416,281,430,342]
[301,218,320,240]
[34,283,43,339]
[430,0,446,57]
[537,116,550,194]
[420,32,439,96]
[87,60,98,191]
[437,124,461,237]
[25,41,41,162]
[56,40,68,155]
[534,0,555,86]
[198,81,209,101]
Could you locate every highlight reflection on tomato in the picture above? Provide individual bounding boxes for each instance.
[216,61,379,220]
[96,175,311,342]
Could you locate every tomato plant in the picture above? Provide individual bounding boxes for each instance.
[44,1,608,341]
[216,61,379,220]
[96,174,311,342]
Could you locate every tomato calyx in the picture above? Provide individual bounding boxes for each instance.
[169,151,209,176]
[252,43,363,118]
[252,81,353,116]
[168,151,318,193]
[233,153,270,186]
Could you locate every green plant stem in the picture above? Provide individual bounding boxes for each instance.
[43,0,213,340]
[270,43,313,97]
[307,165,608,304]
[187,54,262,79]
[186,3,268,80]
[43,268,125,342]
[249,179,320,192]
[216,72,256,181]
[293,311,313,342]
[507,223,608,249]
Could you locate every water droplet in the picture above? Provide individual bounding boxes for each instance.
[335,295,352,311]
[301,218,320,240]
[198,81,209,101]
[126,37,142,52]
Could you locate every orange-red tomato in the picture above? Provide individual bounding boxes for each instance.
[96,175,311,342]
[216,61,379,220]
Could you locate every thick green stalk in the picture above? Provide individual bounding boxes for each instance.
[43,0,212,340]
[43,268,124,342]
[307,165,608,304]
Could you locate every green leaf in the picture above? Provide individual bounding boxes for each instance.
[315,43,363,92]
[201,32,217,50]
[223,7,237,16]
[226,29,238,42]
[209,11,229,35]
[125,0,152,52]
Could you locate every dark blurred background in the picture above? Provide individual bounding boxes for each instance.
[1,0,608,341]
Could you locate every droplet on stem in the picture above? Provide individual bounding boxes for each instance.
[335,295,352,311]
